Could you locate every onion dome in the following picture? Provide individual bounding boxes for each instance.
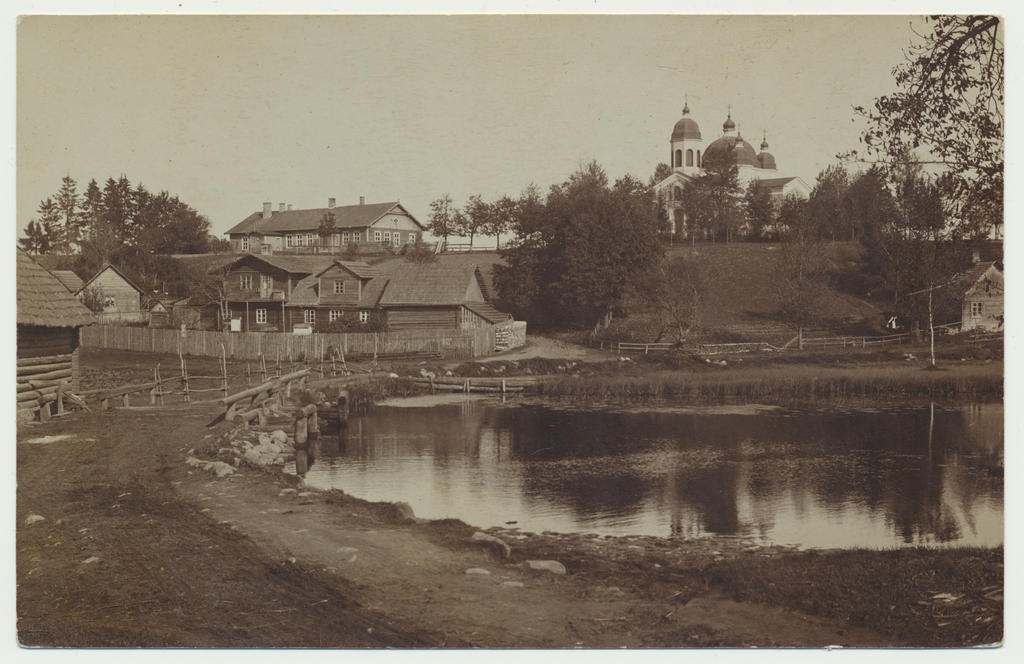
[671,101,702,141]
[758,134,777,169]
[723,114,736,132]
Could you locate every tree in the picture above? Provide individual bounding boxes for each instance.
[852,16,1003,228]
[54,175,82,253]
[317,210,336,251]
[680,151,742,242]
[807,164,853,241]
[494,162,663,331]
[743,181,776,240]
[18,220,51,255]
[461,194,491,250]
[633,252,714,343]
[426,194,457,247]
[487,195,517,251]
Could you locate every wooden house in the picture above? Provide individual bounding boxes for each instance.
[225,198,425,255]
[16,249,95,422]
[76,264,148,324]
[962,262,1004,331]
[221,254,383,332]
[218,254,511,332]
[378,262,511,330]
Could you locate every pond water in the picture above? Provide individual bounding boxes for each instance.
[293,399,1003,549]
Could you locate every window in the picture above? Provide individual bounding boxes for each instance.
[383,231,392,243]
[696,150,701,167]
[972,302,984,316]
[260,274,273,292]
[359,310,369,324]
[239,274,253,290]
[686,149,694,167]
[304,309,316,324]
[241,236,250,251]
[674,149,682,168]
[333,280,345,294]
[103,295,116,310]
[286,235,294,248]
[406,232,416,244]
[341,231,349,244]
[306,233,314,247]
[392,233,402,247]
[329,309,343,322]
[255,308,267,324]
[374,230,382,243]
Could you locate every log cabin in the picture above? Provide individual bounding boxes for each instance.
[17,249,95,422]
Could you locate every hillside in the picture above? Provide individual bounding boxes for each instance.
[663,242,882,342]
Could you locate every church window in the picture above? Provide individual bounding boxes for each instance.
[686,149,694,167]
[674,150,682,168]
[697,150,702,167]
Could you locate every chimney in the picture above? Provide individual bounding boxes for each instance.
[279,203,285,212]
[262,202,272,219]
[359,196,365,206]
[328,197,336,209]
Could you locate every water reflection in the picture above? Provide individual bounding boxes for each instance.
[294,401,1003,549]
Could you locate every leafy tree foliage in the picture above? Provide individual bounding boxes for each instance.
[852,15,1003,228]
[772,195,829,338]
[807,164,854,241]
[630,252,714,343]
[317,210,337,249]
[494,162,663,331]
[426,194,458,244]
[743,181,776,240]
[461,194,491,249]
[679,151,742,242]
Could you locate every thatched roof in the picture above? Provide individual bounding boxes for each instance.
[17,249,95,327]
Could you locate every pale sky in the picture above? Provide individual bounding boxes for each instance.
[17,12,929,238]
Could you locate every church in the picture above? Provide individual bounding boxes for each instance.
[653,102,811,237]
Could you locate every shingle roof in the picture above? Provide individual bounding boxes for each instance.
[51,270,84,293]
[464,302,512,324]
[288,275,321,306]
[17,249,95,327]
[379,262,489,306]
[243,254,339,275]
[225,202,423,235]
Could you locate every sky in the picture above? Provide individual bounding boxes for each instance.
[16,10,934,240]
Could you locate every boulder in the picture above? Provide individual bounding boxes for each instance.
[471,531,512,559]
[465,567,492,575]
[25,514,45,526]
[524,560,566,575]
[270,429,289,445]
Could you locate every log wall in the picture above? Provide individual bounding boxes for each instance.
[16,325,81,421]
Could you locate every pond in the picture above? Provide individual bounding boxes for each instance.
[292,398,1003,549]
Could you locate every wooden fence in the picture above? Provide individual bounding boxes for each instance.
[81,322,519,361]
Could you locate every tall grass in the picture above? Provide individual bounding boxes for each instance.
[533,369,1003,403]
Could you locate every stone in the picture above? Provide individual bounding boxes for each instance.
[525,560,566,575]
[82,556,100,564]
[25,514,45,525]
[501,581,525,588]
[471,531,512,559]
[465,567,491,575]
[208,461,236,478]
[336,546,358,562]
[270,430,289,445]
[257,432,272,446]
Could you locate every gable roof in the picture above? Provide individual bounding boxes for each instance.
[51,269,84,293]
[78,264,147,296]
[225,202,424,236]
[379,262,491,306]
[17,249,95,327]
[963,262,1003,298]
[464,302,512,324]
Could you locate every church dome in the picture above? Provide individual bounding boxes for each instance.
[758,152,777,169]
[703,135,759,168]
[671,102,702,141]
[722,114,736,132]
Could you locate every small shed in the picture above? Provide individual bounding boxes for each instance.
[17,249,95,422]
[962,262,1003,331]
[77,264,148,324]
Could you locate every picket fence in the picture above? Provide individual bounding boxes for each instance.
[81,322,527,362]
